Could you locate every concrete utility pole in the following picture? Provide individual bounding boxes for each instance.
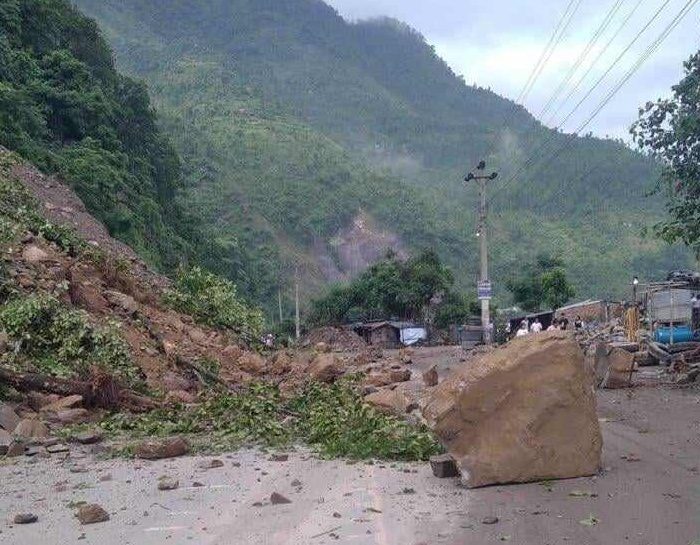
[465,161,498,344]
[278,288,283,324]
[294,265,301,340]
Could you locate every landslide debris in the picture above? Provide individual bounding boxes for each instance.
[0,150,436,461]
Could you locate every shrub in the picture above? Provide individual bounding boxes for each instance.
[0,294,142,386]
[163,266,264,341]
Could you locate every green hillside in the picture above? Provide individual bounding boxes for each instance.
[58,1,696,307]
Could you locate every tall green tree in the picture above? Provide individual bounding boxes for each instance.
[507,255,575,312]
[632,51,700,255]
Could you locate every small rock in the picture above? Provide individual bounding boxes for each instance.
[134,437,189,460]
[430,454,460,478]
[99,474,113,482]
[270,492,292,505]
[76,504,110,525]
[482,516,499,525]
[291,479,302,487]
[22,245,50,263]
[13,418,49,439]
[25,446,44,457]
[198,459,224,470]
[269,453,289,462]
[13,513,38,524]
[40,395,83,413]
[0,403,20,432]
[70,465,89,473]
[73,431,103,445]
[157,477,179,491]
[6,440,26,457]
[55,408,89,425]
[192,481,205,487]
[422,365,438,387]
[333,512,342,518]
[46,443,69,454]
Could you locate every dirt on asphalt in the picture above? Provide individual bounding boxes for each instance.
[1,384,698,545]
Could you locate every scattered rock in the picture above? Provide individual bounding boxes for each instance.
[13,513,38,524]
[308,353,345,383]
[76,504,110,525]
[238,353,266,375]
[46,443,69,454]
[72,431,103,445]
[0,403,20,432]
[198,459,224,470]
[291,479,302,488]
[55,408,89,425]
[269,453,289,462]
[165,390,197,405]
[22,245,50,263]
[482,516,499,525]
[429,454,460,478]
[134,437,189,460]
[6,440,26,457]
[0,429,11,455]
[333,511,342,518]
[389,367,411,383]
[13,418,49,439]
[270,492,292,505]
[424,332,602,488]
[364,389,412,416]
[422,365,438,387]
[315,342,332,354]
[40,394,83,413]
[104,290,139,315]
[157,477,179,491]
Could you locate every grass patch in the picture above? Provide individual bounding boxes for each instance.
[99,379,441,461]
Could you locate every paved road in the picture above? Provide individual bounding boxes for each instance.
[1,387,698,545]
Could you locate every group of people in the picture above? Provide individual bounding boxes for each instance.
[512,315,585,338]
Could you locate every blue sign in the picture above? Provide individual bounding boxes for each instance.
[478,281,492,300]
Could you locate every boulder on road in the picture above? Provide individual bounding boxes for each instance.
[423,331,602,488]
[422,365,438,387]
[134,437,189,460]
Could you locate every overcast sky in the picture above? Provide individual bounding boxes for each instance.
[326,0,700,141]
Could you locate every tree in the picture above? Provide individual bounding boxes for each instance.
[308,249,462,326]
[507,255,574,312]
[631,51,700,254]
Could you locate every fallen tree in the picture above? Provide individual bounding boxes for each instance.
[0,367,156,412]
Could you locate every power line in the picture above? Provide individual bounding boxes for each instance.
[544,0,646,126]
[537,0,626,121]
[483,0,583,159]
[493,0,677,197]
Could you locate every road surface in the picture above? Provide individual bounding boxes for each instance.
[0,387,698,545]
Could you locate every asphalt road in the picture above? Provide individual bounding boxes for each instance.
[1,388,698,545]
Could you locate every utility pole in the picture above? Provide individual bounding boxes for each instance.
[294,265,301,340]
[278,288,283,324]
[465,161,498,344]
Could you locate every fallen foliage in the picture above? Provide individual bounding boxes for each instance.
[100,379,440,461]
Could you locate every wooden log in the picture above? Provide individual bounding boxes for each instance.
[0,367,155,412]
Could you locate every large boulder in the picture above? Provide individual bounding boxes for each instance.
[423,332,602,488]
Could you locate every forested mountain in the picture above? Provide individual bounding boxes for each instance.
[21,0,693,314]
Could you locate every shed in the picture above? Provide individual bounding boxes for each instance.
[353,321,427,348]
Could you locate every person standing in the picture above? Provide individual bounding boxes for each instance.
[516,321,529,337]
[531,318,543,333]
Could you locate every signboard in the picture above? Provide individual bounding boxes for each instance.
[477,280,492,301]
